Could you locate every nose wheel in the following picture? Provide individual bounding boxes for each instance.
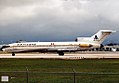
[12,53,15,56]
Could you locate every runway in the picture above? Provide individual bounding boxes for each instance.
[0,52,119,59]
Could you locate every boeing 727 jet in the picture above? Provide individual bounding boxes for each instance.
[1,30,116,56]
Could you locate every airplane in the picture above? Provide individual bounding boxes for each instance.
[0,30,116,56]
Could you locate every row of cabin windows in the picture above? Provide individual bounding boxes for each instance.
[17,44,36,46]
[17,44,78,46]
[17,44,57,46]
[16,43,79,47]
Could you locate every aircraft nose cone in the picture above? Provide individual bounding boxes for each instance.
[2,49,5,51]
[0,45,3,51]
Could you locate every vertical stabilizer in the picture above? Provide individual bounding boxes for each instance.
[91,30,116,44]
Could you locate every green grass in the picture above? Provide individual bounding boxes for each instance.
[1,59,119,83]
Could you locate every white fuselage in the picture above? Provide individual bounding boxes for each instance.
[2,41,100,53]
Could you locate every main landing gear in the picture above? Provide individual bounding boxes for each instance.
[57,52,64,56]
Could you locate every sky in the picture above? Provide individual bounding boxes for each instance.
[0,0,119,44]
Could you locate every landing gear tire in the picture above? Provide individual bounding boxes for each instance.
[58,52,64,56]
[12,53,15,56]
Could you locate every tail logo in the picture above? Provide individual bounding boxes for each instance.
[94,35,99,41]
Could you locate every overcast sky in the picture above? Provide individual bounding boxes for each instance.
[0,0,119,44]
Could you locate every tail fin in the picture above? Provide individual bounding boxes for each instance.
[76,30,116,44]
[91,30,116,44]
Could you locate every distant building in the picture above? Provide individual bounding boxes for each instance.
[90,43,119,51]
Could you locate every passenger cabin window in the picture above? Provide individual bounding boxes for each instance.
[17,43,36,46]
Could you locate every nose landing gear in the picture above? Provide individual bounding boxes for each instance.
[12,53,15,56]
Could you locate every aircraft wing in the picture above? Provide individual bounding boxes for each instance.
[47,46,78,52]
